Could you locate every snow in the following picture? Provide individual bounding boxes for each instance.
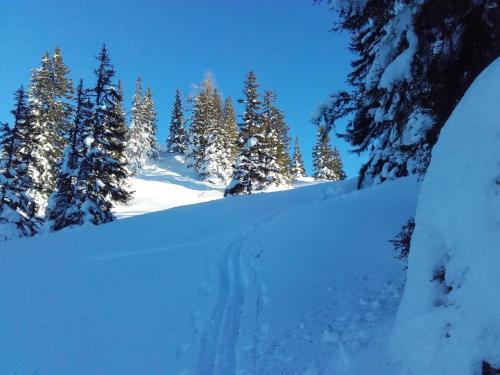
[114,154,225,218]
[0,156,419,374]
[391,58,500,374]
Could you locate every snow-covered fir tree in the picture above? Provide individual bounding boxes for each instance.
[222,97,239,164]
[260,90,290,186]
[313,127,346,181]
[186,77,214,171]
[78,46,131,225]
[45,80,93,231]
[225,71,269,196]
[291,137,306,179]
[166,89,187,154]
[316,0,500,188]
[27,48,73,207]
[0,88,40,239]
[198,89,237,183]
[142,87,159,160]
[126,77,148,172]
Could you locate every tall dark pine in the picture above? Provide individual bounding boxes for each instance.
[167,89,187,153]
[79,46,131,225]
[0,88,40,239]
[225,71,267,196]
[46,80,93,231]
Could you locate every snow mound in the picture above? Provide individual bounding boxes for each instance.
[391,58,500,374]
[0,175,418,374]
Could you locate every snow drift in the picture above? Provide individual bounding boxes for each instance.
[392,58,500,374]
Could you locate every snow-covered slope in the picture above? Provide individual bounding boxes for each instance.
[114,154,225,219]
[0,164,418,374]
[391,58,500,374]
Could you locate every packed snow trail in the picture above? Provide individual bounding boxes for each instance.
[0,162,418,374]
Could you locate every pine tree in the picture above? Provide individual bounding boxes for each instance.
[0,88,40,239]
[27,48,73,206]
[225,71,268,196]
[143,87,159,160]
[261,91,291,185]
[313,127,345,181]
[186,77,214,171]
[316,0,499,188]
[46,80,93,231]
[199,89,234,183]
[166,89,187,153]
[291,137,306,179]
[222,97,239,163]
[126,77,148,172]
[79,45,131,225]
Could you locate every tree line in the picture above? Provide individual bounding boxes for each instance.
[0,45,346,240]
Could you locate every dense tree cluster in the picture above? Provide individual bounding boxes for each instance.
[165,71,313,194]
[1,45,349,239]
[315,0,499,188]
[0,45,148,238]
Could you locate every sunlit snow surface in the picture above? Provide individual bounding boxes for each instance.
[0,155,419,374]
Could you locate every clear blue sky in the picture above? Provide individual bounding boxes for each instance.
[0,0,364,176]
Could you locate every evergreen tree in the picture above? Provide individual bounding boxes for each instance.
[316,0,499,188]
[46,80,93,231]
[225,71,268,196]
[0,88,40,239]
[143,87,159,160]
[222,97,239,163]
[199,89,234,183]
[262,91,291,184]
[313,127,346,181]
[126,77,147,172]
[78,45,131,225]
[166,89,187,153]
[186,77,214,171]
[27,48,73,206]
[291,137,306,179]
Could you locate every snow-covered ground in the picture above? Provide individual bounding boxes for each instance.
[0,160,419,374]
[114,154,319,219]
[114,154,225,219]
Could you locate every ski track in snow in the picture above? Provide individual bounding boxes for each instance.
[196,235,246,374]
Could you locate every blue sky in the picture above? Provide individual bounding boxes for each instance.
[0,0,364,176]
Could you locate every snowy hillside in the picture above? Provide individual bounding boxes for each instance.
[0,165,418,374]
[114,154,225,219]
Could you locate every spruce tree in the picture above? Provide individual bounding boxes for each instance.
[27,49,73,206]
[186,77,214,170]
[313,127,346,181]
[262,91,291,184]
[199,89,234,183]
[46,80,93,231]
[316,0,499,188]
[166,89,187,153]
[0,88,40,239]
[79,45,131,225]
[126,77,147,172]
[222,97,239,163]
[225,71,268,196]
[291,137,306,179]
[143,87,159,160]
